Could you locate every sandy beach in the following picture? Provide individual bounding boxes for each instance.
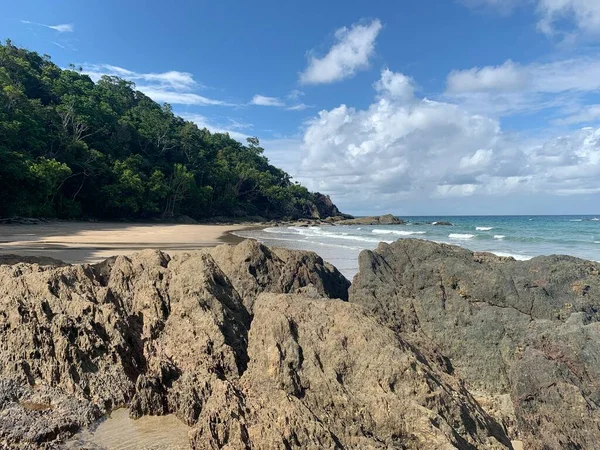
[0,221,256,263]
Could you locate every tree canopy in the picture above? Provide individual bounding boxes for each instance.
[0,40,333,220]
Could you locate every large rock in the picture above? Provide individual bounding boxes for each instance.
[350,239,600,449]
[312,192,352,219]
[236,293,511,449]
[209,239,350,312]
[335,213,405,226]
[0,242,348,448]
[0,240,515,449]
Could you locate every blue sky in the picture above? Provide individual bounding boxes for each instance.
[3,0,600,215]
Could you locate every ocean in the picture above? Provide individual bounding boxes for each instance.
[234,215,600,280]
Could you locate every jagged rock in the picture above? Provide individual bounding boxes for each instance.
[237,294,511,449]
[350,239,600,449]
[335,213,405,226]
[209,239,350,312]
[0,240,516,449]
[312,192,352,219]
[0,241,348,448]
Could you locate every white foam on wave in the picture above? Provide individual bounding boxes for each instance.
[570,219,583,222]
[449,233,475,240]
[595,241,600,244]
[263,227,292,234]
[592,218,600,221]
[476,226,493,231]
[372,229,426,236]
[493,235,505,240]
[280,226,388,245]
[491,251,532,261]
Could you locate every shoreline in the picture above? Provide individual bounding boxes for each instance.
[0,221,263,264]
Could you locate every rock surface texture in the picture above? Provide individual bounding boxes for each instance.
[350,239,600,450]
[0,239,516,449]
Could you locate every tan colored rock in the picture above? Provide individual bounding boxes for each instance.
[238,294,512,449]
[209,239,350,312]
[0,241,513,449]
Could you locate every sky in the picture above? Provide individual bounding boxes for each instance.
[3,0,600,215]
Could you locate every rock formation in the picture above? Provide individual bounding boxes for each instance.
[350,239,600,449]
[334,213,406,226]
[0,240,515,449]
[312,192,353,219]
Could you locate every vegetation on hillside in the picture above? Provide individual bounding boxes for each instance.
[0,40,334,220]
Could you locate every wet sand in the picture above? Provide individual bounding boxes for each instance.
[65,408,190,449]
[0,221,255,263]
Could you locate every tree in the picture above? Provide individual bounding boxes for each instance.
[163,164,194,218]
[0,41,336,221]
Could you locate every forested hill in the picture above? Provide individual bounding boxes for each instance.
[0,40,344,221]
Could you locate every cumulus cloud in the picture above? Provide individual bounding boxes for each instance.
[300,19,382,85]
[21,20,74,33]
[250,95,285,107]
[80,64,232,106]
[445,56,600,115]
[294,69,600,210]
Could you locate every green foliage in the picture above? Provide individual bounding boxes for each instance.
[0,41,327,220]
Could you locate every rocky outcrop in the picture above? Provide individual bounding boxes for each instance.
[0,240,516,448]
[350,239,600,449]
[237,294,511,449]
[335,213,405,226]
[209,239,350,312]
[312,192,353,219]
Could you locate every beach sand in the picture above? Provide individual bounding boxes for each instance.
[0,221,255,264]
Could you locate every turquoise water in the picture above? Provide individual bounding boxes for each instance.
[234,216,600,279]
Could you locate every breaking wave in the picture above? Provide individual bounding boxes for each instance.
[449,233,475,240]
[372,229,426,236]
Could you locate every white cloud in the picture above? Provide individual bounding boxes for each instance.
[536,0,600,37]
[445,55,600,116]
[374,69,416,102]
[299,19,382,85]
[249,94,312,111]
[80,64,231,106]
[293,69,600,211]
[286,103,311,111]
[447,60,528,93]
[288,90,305,100]
[136,87,228,106]
[21,20,74,33]
[250,95,285,107]
[553,105,600,125]
[81,64,198,90]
